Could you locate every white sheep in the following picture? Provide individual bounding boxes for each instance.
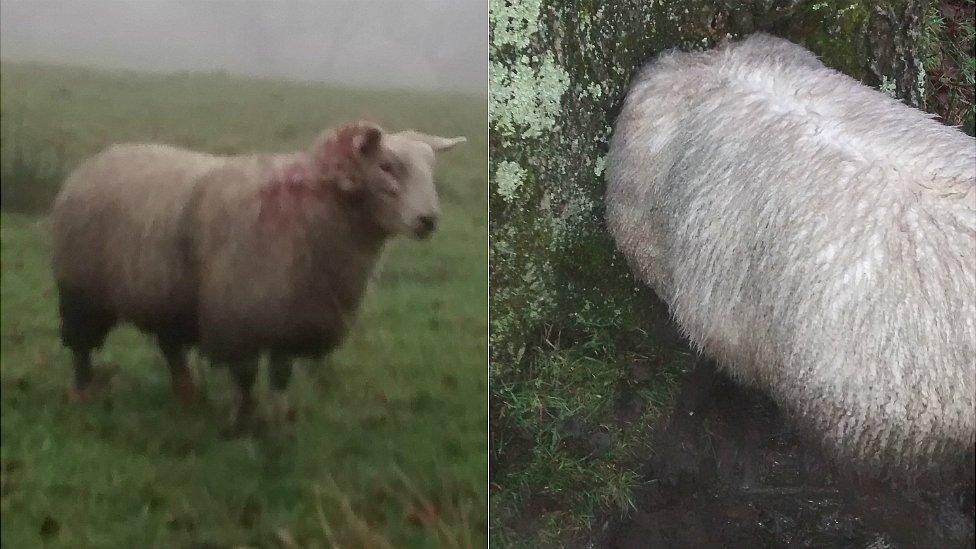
[51,121,465,425]
[606,33,975,482]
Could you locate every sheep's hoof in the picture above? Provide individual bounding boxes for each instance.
[67,386,96,404]
[222,401,267,437]
[173,375,206,410]
[221,417,250,438]
[267,393,297,424]
[66,378,109,404]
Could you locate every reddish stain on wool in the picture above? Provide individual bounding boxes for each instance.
[258,158,317,229]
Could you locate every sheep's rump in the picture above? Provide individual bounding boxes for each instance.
[606,34,976,479]
[52,144,224,332]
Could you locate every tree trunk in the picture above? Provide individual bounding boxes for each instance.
[489,0,942,365]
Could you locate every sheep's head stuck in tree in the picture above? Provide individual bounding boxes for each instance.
[606,34,975,486]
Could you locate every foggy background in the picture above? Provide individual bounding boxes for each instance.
[0,0,486,95]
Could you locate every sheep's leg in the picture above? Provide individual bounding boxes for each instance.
[268,352,295,422]
[58,286,115,403]
[229,359,259,431]
[71,350,95,396]
[159,340,197,407]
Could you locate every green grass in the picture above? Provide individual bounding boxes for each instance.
[0,62,487,547]
[490,325,694,546]
[919,0,976,134]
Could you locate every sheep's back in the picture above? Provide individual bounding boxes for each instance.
[607,34,976,479]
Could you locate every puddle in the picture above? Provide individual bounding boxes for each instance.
[604,361,975,548]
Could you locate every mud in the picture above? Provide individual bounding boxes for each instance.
[604,361,975,548]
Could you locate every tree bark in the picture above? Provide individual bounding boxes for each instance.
[489,0,936,364]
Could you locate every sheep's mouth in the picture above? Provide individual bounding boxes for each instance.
[413,225,435,239]
[412,216,437,239]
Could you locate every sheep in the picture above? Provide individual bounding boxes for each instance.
[51,121,465,426]
[605,33,976,483]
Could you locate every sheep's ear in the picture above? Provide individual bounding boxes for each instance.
[396,131,467,152]
[353,127,382,158]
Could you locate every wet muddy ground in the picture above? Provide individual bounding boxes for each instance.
[602,361,975,548]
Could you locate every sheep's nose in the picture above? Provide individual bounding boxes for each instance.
[415,215,437,238]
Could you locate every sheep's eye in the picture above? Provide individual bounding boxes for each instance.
[379,163,394,174]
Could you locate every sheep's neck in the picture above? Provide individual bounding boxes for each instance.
[253,162,387,322]
[299,194,387,317]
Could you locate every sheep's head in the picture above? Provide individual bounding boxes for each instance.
[314,122,465,239]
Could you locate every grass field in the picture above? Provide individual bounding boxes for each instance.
[0,62,487,547]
